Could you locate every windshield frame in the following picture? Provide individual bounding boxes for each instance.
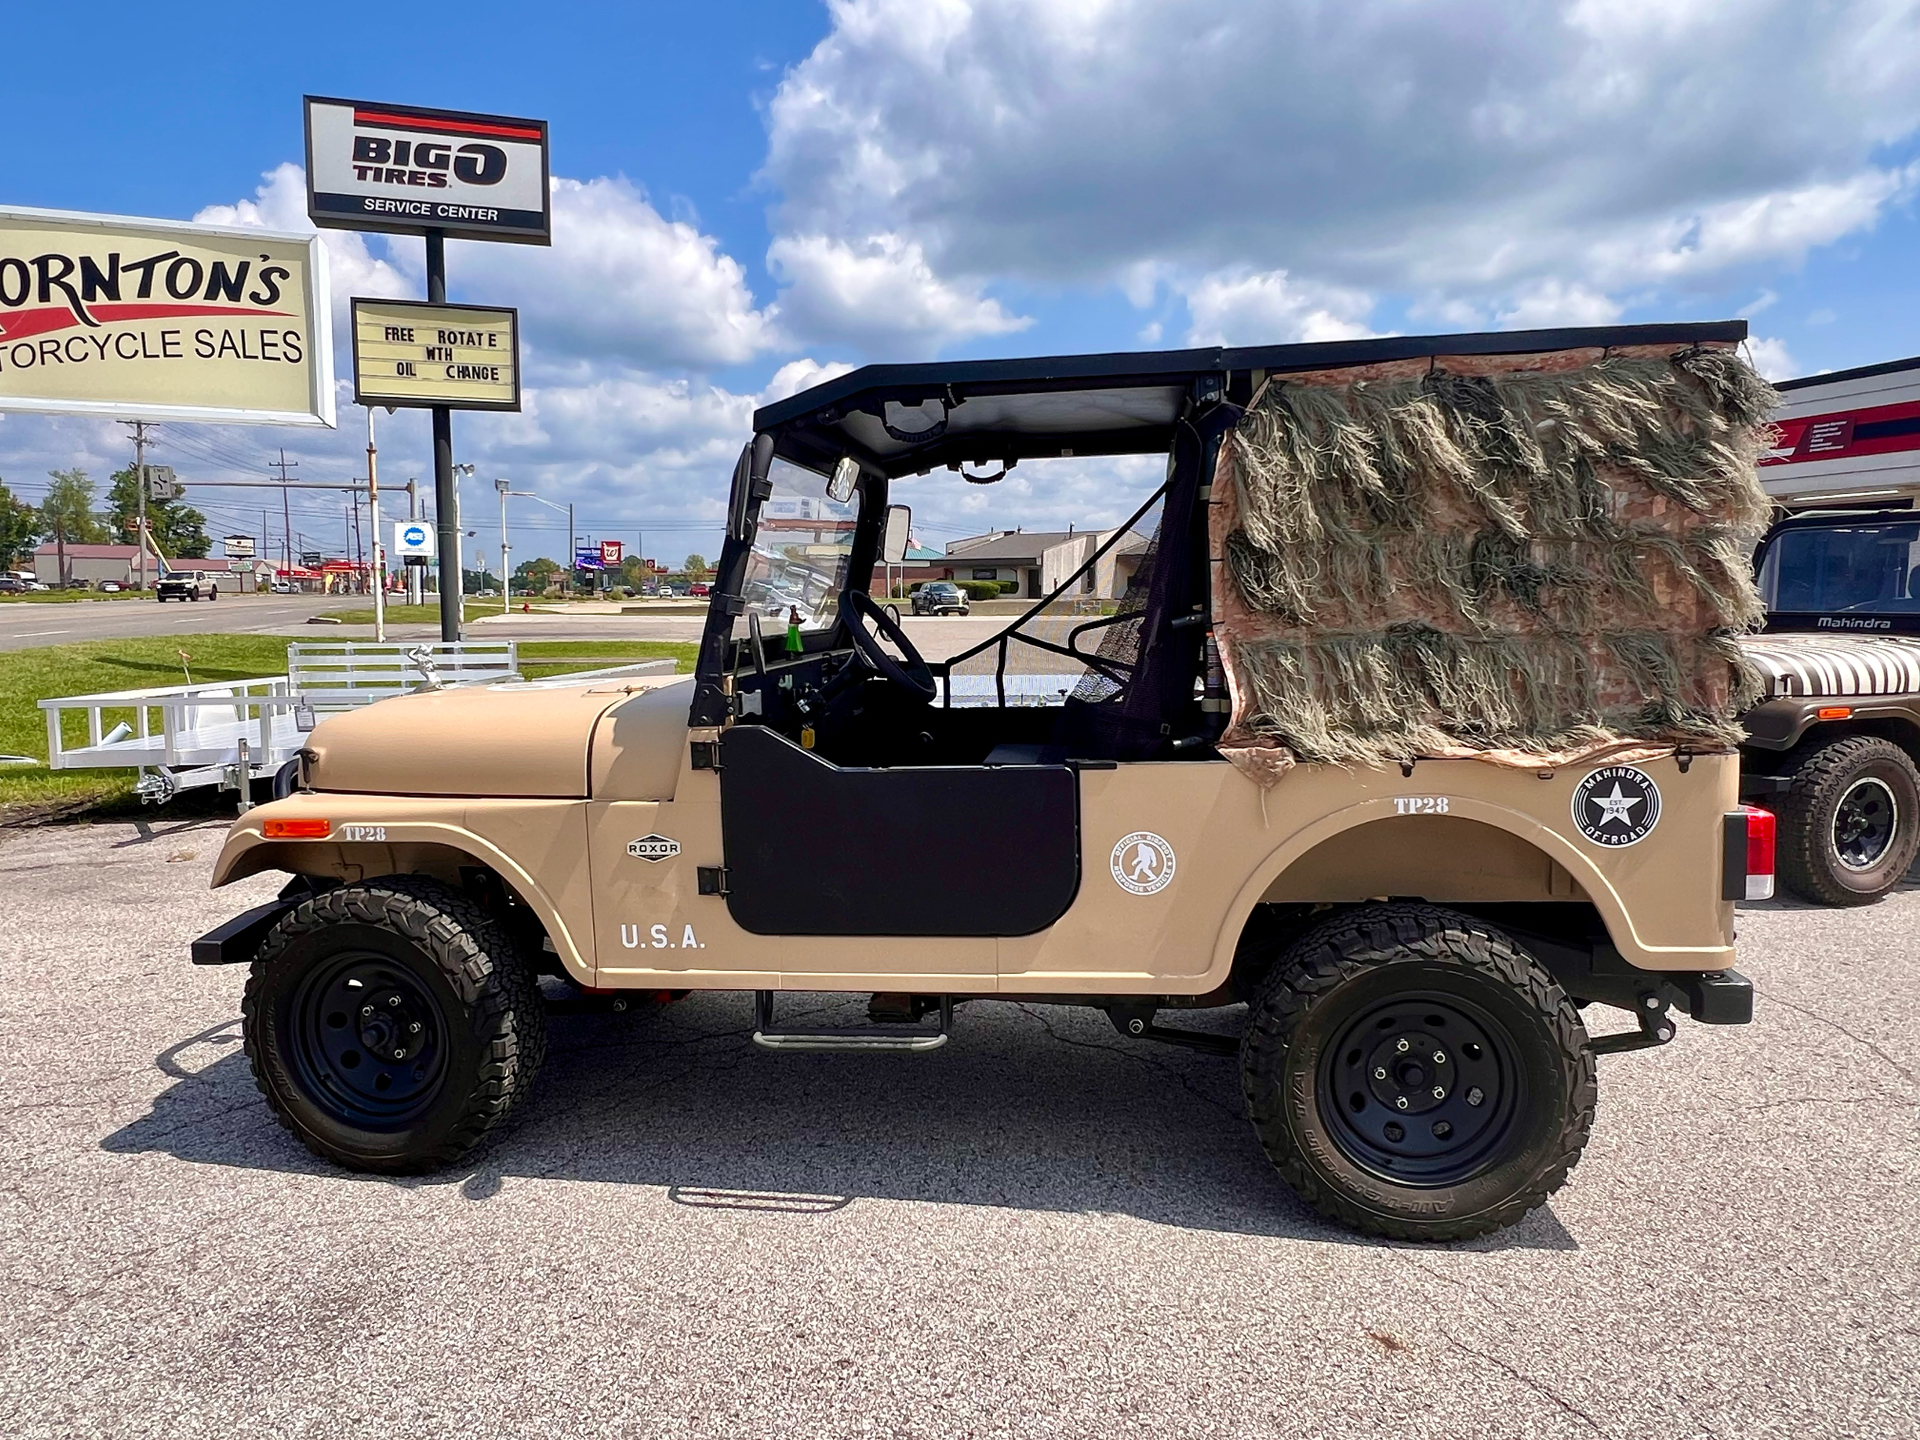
[1755,509,1920,634]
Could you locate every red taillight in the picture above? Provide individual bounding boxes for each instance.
[1742,805,1775,901]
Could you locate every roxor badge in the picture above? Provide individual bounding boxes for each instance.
[626,835,681,862]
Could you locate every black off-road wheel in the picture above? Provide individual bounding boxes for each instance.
[1241,903,1596,1241]
[242,876,547,1173]
[1776,735,1920,907]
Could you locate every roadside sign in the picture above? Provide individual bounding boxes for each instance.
[304,97,552,246]
[350,299,519,411]
[574,546,603,571]
[300,550,325,568]
[145,464,178,500]
[0,205,334,427]
[393,521,436,562]
[223,534,255,559]
[599,540,623,567]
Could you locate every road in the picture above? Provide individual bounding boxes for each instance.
[0,820,1912,1438]
[0,596,1074,672]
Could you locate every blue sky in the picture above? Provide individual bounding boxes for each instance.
[3,0,1919,569]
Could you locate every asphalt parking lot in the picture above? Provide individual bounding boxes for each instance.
[0,821,1913,1438]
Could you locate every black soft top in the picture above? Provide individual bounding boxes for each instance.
[753,321,1748,479]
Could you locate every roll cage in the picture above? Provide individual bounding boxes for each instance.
[689,320,1751,736]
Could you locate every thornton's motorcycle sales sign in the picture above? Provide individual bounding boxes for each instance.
[304,97,552,245]
[0,206,334,427]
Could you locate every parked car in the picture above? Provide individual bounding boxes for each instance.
[911,580,972,616]
[99,581,123,593]
[0,576,24,594]
[156,571,219,602]
[689,582,711,597]
[269,580,297,594]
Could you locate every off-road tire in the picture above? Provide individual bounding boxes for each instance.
[242,875,547,1173]
[1241,903,1595,1241]
[1776,735,1920,906]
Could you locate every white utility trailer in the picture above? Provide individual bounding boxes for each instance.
[37,642,674,809]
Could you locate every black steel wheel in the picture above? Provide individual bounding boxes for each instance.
[243,875,546,1173]
[1242,903,1595,1241]
[1778,735,1920,906]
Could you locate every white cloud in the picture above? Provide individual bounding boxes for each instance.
[1745,335,1797,380]
[759,357,858,404]
[763,0,1920,323]
[427,177,777,370]
[1181,268,1377,346]
[1494,280,1623,330]
[766,232,1029,355]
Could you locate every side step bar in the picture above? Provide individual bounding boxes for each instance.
[751,991,953,1053]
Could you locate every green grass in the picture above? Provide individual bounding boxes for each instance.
[0,589,159,603]
[317,601,487,624]
[0,635,696,824]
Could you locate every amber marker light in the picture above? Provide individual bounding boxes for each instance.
[263,819,331,839]
[1815,706,1853,720]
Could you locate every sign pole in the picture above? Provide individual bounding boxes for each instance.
[426,230,460,642]
[132,421,149,592]
[366,406,386,643]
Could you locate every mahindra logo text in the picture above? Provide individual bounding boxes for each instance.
[350,136,506,189]
[1815,616,1893,630]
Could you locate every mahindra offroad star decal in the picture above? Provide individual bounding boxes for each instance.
[1572,766,1662,848]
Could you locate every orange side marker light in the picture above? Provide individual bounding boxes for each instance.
[263,819,331,839]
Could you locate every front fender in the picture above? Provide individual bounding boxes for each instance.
[212,793,595,984]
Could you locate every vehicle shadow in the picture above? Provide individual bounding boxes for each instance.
[102,994,1578,1252]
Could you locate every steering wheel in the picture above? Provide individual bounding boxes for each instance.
[841,588,937,701]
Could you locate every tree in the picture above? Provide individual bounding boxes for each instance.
[683,553,710,579]
[515,556,562,594]
[106,467,211,561]
[40,469,105,584]
[0,481,43,571]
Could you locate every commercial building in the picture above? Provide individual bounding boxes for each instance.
[940,527,1150,599]
[1762,355,1920,510]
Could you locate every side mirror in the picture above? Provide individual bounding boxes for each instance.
[827,455,860,504]
[881,504,911,564]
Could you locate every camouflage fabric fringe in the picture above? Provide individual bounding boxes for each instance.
[1216,345,1775,769]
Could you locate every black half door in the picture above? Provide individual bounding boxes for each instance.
[717,724,1080,936]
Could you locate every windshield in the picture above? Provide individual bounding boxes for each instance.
[734,456,860,636]
[1760,521,1920,614]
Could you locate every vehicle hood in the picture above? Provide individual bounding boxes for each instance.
[304,681,633,798]
[1739,631,1920,698]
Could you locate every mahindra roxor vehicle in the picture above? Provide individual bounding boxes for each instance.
[1738,509,1920,904]
[196,323,1774,1241]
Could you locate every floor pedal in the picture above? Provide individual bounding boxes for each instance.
[752,992,952,1052]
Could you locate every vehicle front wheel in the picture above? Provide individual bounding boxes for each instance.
[1241,903,1595,1241]
[242,875,547,1173]
[1777,735,1920,906]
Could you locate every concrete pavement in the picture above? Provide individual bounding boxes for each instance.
[0,819,1912,1437]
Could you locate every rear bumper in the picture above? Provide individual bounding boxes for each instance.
[1662,968,1753,1025]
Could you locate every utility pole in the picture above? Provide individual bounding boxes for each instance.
[406,479,422,607]
[128,421,149,592]
[268,449,298,572]
[497,479,512,617]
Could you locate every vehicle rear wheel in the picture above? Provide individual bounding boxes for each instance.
[1241,903,1595,1241]
[1777,735,1920,906]
[242,875,547,1173]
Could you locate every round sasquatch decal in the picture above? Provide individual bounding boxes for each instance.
[1571,765,1662,848]
[1111,831,1176,894]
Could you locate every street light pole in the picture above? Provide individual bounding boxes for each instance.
[496,478,511,616]
[366,407,386,643]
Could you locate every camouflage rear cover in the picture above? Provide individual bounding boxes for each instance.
[1211,342,1776,778]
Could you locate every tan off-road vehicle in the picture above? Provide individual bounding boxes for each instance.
[197,323,1775,1240]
